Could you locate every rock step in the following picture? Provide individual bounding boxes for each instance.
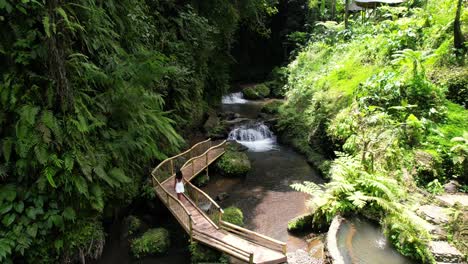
[417,205,451,225]
[437,194,468,208]
[429,241,464,263]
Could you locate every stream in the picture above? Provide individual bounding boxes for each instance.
[206,92,325,251]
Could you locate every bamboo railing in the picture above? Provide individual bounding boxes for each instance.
[220,220,288,255]
[185,181,224,228]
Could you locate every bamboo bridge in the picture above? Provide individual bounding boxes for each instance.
[151,139,287,264]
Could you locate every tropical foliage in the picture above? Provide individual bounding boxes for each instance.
[284,0,467,262]
[0,0,276,262]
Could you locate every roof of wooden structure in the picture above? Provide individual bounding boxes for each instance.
[354,0,406,8]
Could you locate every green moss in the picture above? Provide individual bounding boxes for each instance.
[221,206,244,226]
[216,150,251,177]
[261,100,283,115]
[287,214,313,232]
[243,84,270,99]
[130,228,170,258]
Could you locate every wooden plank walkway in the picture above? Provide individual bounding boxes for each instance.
[152,140,287,264]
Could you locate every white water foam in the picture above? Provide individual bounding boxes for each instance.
[228,123,277,152]
[222,92,247,104]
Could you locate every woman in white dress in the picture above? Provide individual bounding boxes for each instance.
[174,170,185,200]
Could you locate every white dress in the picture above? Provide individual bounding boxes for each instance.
[175,180,184,193]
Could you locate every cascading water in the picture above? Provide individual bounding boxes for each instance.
[221,92,247,104]
[228,123,277,152]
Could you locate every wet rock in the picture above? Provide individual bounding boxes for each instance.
[307,236,325,260]
[429,241,464,263]
[444,180,460,193]
[286,249,323,264]
[417,205,450,224]
[227,141,248,152]
[224,117,251,126]
[203,112,220,132]
[437,194,468,207]
[219,111,240,120]
[427,223,448,240]
[216,192,229,201]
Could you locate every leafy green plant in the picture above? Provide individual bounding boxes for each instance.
[242,84,270,99]
[426,179,444,194]
[188,242,221,263]
[221,207,244,226]
[287,213,314,232]
[130,228,170,258]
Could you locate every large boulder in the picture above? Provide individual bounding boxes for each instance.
[216,150,251,177]
[242,84,270,100]
[130,228,170,258]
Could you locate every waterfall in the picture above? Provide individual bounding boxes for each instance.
[222,92,247,104]
[228,123,277,152]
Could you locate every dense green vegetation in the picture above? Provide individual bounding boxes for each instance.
[284,0,467,262]
[221,206,244,226]
[130,228,170,258]
[0,0,277,262]
[0,0,466,263]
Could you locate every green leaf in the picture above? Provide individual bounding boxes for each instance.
[72,175,88,197]
[90,184,104,212]
[43,15,51,37]
[0,204,12,215]
[62,207,75,221]
[42,167,57,188]
[2,214,15,226]
[0,184,16,202]
[14,201,24,213]
[26,224,38,238]
[1,138,13,162]
[109,168,130,184]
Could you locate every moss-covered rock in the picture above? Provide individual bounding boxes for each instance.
[216,150,251,177]
[261,100,283,115]
[130,228,170,258]
[243,84,270,99]
[287,213,314,232]
[189,242,221,263]
[222,206,244,226]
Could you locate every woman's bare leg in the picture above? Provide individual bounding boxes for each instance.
[177,193,182,201]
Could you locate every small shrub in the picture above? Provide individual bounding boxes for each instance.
[221,207,244,226]
[130,228,170,258]
[261,100,283,115]
[189,242,221,263]
[243,84,270,99]
[426,179,444,195]
[216,150,251,177]
[126,215,142,236]
[287,214,313,232]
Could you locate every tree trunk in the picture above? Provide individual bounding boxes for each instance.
[345,0,350,29]
[454,0,466,54]
[331,0,336,20]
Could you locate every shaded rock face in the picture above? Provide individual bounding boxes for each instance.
[216,192,229,201]
[429,241,464,263]
[203,112,219,132]
[437,194,468,207]
[444,180,460,193]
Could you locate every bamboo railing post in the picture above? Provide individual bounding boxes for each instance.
[282,244,287,254]
[166,192,169,205]
[191,159,194,176]
[189,216,193,242]
[249,253,254,264]
[170,159,174,176]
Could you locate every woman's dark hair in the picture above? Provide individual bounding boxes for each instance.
[176,170,183,180]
